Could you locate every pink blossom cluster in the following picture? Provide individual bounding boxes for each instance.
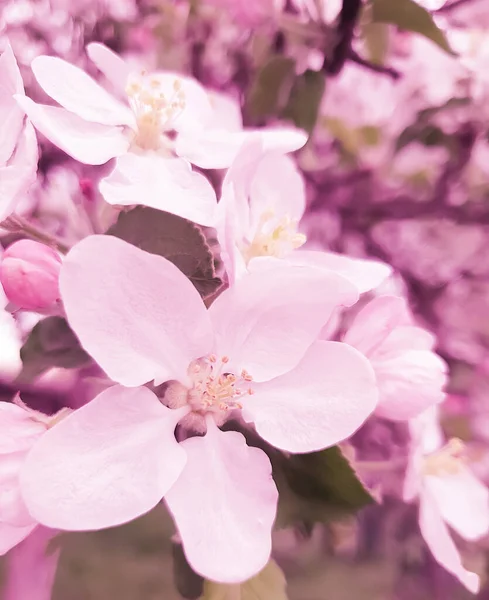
[1,0,489,598]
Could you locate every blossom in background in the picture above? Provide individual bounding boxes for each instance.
[404,407,489,593]
[0,43,38,222]
[16,44,307,225]
[217,139,391,289]
[343,295,447,421]
[0,248,22,381]
[19,235,378,583]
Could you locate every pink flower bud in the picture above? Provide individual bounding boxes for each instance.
[0,240,62,311]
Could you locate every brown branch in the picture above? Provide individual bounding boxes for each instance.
[349,49,401,80]
[323,0,363,76]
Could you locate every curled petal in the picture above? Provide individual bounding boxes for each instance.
[0,522,37,556]
[425,470,489,541]
[99,154,217,227]
[344,295,409,356]
[419,487,480,594]
[60,235,213,386]
[86,42,131,94]
[289,250,392,294]
[242,341,378,453]
[15,96,129,165]
[0,43,25,164]
[31,55,134,127]
[20,385,187,530]
[374,350,447,421]
[165,425,278,583]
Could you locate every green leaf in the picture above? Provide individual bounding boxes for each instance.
[275,446,375,527]
[245,56,296,124]
[18,317,91,382]
[107,207,221,299]
[202,560,288,600]
[173,542,204,599]
[371,0,455,55]
[221,421,373,529]
[282,69,326,135]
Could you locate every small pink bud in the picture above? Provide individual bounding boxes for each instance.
[0,240,62,311]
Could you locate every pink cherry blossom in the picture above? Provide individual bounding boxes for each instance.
[20,234,378,583]
[217,138,391,290]
[0,240,62,312]
[0,43,38,223]
[404,407,489,593]
[343,296,448,420]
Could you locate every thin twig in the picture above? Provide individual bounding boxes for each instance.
[349,49,401,80]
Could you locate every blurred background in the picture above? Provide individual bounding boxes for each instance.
[1,0,489,597]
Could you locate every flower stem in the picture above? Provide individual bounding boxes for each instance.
[1,215,70,254]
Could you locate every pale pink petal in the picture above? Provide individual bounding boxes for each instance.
[20,385,187,530]
[256,126,308,153]
[0,44,25,164]
[177,126,307,170]
[242,341,377,453]
[289,250,392,294]
[0,403,46,453]
[3,526,59,600]
[0,311,22,379]
[86,42,131,94]
[165,424,277,583]
[206,91,243,131]
[425,469,489,541]
[60,235,212,386]
[31,55,134,127]
[99,154,217,227]
[344,295,409,355]
[419,487,480,593]
[375,326,436,356]
[176,129,250,169]
[409,405,445,455]
[216,138,266,283]
[0,121,38,222]
[209,265,358,381]
[374,350,447,421]
[249,153,305,225]
[15,96,129,165]
[0,522,37,556]
[0,453,35,526]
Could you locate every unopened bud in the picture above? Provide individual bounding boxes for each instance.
[0,240,62,311]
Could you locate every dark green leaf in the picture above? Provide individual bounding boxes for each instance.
[172,542,204,599]
[222,422,374,528]
[371,0,455,55]
[245,56,296,124]
[282,69,326,135]
[18,317,91,382]
[107,207,221,299]
[202,560,288,600]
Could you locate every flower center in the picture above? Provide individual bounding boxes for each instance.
[423,438,466,476]
[243,210,307,263]
[125,71,186,151]
[165,355,254,432]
